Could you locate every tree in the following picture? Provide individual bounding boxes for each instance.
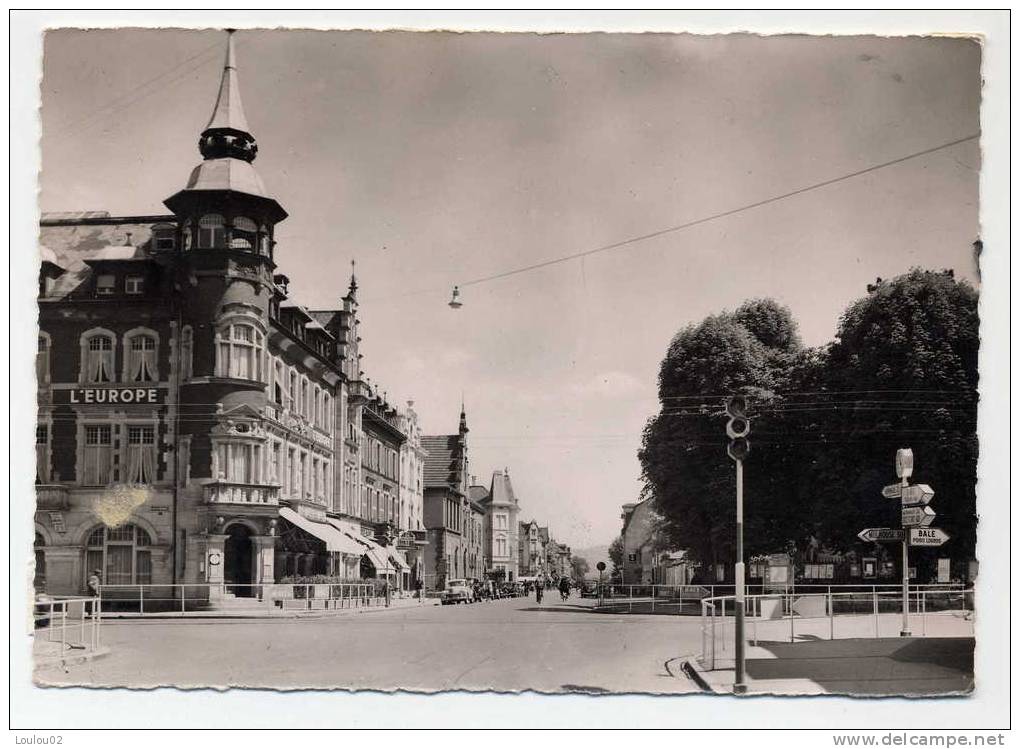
[639,299,805,571]
[569,556,590,584]
[809,270,979,570]
[608,536,624,583]
[638,270,979,579]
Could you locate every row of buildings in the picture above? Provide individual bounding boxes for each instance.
[31,32,567,598]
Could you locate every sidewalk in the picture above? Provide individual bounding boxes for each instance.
[686,637,974,696]
[100,595,439,620]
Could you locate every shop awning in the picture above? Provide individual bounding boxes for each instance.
[279,507,363,555]
[325,518,393,572]
[386,548,411,572]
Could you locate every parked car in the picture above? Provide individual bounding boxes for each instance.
[580,581,599,598]
[441,579,475,605]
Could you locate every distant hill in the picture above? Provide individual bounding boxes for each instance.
[570,544,611,578]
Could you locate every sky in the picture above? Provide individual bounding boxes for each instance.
[39,29,981,551]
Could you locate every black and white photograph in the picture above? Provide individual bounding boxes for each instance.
[10,9,1011,737]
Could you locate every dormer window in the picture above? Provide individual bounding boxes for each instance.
[198,214,225,249]
[125,275,145,295]
[152,224,177,252]
[96,274,116,296]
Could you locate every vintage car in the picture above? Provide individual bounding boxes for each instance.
[440,579,475,605]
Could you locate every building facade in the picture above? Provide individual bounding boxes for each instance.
[619,499,690,585]
[517,519,546,579]
[396,402,428,586]
[421,408,473,590]
[479,469,519,581]
[34,31,418,597]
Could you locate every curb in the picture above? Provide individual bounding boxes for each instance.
[679,659,714,693]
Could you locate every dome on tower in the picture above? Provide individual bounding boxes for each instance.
[183,158,270,198]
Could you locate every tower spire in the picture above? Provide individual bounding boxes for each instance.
[459,401,469,435]
[347,259,359,302]
[199,29,257,162]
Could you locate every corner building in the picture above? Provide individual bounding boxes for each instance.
[34,32,418,596]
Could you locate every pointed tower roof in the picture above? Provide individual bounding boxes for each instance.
[164,30,286,223]
[204,30,251,134]
[459,403,469,435]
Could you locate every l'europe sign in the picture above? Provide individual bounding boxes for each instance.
[58,387,164,405]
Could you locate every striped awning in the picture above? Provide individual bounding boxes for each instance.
[279,507,363,555]
[325,518,392,571]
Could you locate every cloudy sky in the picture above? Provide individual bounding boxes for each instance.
[39,29,980,549]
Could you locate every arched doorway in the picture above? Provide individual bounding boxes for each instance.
[224,524,254,596]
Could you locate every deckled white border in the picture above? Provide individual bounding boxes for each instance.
[8,9,1010,733]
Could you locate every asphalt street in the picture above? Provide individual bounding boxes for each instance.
[35,595,703,694]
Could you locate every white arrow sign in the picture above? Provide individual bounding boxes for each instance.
[882,483,903,499]
[901,484,935,507]
[902,505,936,527]
[909,528,950,547]
[858,528,904,543]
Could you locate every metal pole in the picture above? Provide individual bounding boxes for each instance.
[734,457,747,694]
[900,475,911,636]
[921,589,927,636]
[873,587,879,637]
[828,586,834,640]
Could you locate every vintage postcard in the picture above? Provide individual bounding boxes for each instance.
[28,22,987,705]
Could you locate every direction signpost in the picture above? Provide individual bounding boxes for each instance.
[900,484,935,507]
[862,450,948,636]
[863,449,948,637]
[910,528,950,547]
[857,528,904,543]
[881,484,903,499]
[901,506,936,527]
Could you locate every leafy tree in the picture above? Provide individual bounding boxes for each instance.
[809,269,979,571]
[639,270,979,580]
[608,536,624,582]
[640,299,806,573]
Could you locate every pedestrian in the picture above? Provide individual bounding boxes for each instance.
[86,569,101,616]
[535,579,544,603]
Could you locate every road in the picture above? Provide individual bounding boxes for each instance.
[35,595,703,693]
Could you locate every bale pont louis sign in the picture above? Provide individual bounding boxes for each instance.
[58,387,165,405]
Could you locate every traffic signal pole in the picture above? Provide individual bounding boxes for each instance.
[734,456,747,694]
[725,394,751,695]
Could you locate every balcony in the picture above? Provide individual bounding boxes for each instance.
[35,484,69,510]
[204,481,280,506]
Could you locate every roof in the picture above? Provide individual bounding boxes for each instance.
[38,218,162,300]
[41,211,112,221]
[421,434,462,490]
[489,470,518,507]
[181,158,269,198]
[205,32,251,134]
[468,485,489,503]
[308,310,340,329]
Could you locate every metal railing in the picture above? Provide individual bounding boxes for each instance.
[34,595,102,664]
[595,582,969,615]
[97,582,386,616]
[699,586,974,671]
